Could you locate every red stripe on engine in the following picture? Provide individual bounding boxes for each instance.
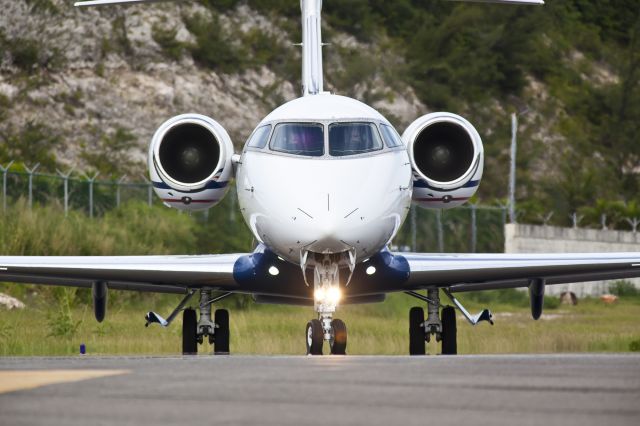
[162,199,219,203]
[415,197,470,202]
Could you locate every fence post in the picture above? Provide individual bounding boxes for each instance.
[410,206,417,252]
[0,160,13,213]
[436,209,444,253]
[470,204,477,253]
[625,217,640,233]
[116,175,127,208]
[569,212,583,229]
[229,185,236,223]
[140,175,153,207]
[24,163,40,210]
[56,167,74,217]
[83,172,100,219]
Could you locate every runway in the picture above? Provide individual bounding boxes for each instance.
[1,354,639,426]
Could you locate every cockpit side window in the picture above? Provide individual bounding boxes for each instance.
[380,124,404,148]
[328,122,384,157]
[247,125,272,149]
[270,123,324,157]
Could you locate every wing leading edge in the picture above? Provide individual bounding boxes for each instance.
[402,252,640,292]
[0,254,245,294]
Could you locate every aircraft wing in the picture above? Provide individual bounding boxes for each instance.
[0,254,245,294]
[401,252,640,292]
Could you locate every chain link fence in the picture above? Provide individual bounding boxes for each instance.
[0,166,508,253]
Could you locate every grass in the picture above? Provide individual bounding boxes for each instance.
[1,291,639,356]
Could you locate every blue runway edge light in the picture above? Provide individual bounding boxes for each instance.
[80,343,86,355]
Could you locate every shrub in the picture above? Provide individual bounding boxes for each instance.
[47,288,82,338]
[152,24,185,61]
[609,281,639,297]
[184,12,246,73]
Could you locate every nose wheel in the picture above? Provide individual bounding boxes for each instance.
[306,319,323,355]
[306,317,347,355]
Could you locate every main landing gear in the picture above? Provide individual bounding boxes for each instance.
[145,288,232,355]
[406,288,493,355]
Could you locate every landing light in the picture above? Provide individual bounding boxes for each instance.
[327,286,341,303]
[314,287,325,301]
[314,287,341,304]
[268,266,280,276]
[366,266,376,275]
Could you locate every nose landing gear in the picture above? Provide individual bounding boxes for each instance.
[305,254,348,355]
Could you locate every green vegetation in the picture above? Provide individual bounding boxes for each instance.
[0,121,60,171]
[151,23,185,61]
[183,12,246,73]
[609,280,639,298]
[1,291,639,355]
[80,127,139,177]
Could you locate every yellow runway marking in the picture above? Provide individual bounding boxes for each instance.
[0,369,129,394]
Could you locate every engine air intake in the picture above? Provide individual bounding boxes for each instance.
[413,122,475,183]
[158,123,220,184]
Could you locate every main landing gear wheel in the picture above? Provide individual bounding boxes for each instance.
[306,319,324,355]
[441,306,457,355]
[409,307,426,356]
[182,308,198,355]
[329,319,347,355]
[213,309,230,355]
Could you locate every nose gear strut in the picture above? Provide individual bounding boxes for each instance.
[305,253,349,355]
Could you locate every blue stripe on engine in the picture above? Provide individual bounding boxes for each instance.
[413,179,480,190]
[152,180,229,192]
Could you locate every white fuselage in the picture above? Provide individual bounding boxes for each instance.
[236,94,413,264]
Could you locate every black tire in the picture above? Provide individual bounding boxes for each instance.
[441,306,457,355]
[306,319,323,355]
[214,309,230,355]
[409,307,426,355]
[182,308,198,355]
[330,319,347,355]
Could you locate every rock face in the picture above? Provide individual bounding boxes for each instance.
[0,292,25,309]
[0,0,425,172]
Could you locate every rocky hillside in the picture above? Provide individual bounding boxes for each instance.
[1,0,638,227]
[0,0,423,170]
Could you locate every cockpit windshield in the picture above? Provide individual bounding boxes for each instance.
[270,123,324,157]
[329,122,383,156]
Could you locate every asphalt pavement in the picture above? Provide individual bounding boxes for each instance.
[1,354,639,426]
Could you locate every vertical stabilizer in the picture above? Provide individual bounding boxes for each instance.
[300,0,324,96]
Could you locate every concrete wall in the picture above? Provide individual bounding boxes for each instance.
[504,224,640,296]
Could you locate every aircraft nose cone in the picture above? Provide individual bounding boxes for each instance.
[305,211,351,253]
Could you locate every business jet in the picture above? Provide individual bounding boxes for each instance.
[1,0,638,356]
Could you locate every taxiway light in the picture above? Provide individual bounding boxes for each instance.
[268,266,280,276]
[366,266,376,275]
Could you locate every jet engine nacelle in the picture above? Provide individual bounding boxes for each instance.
[148,114,234,211]
[402,112,484,209]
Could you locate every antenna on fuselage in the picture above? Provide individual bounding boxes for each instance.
[300,0,325,96]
